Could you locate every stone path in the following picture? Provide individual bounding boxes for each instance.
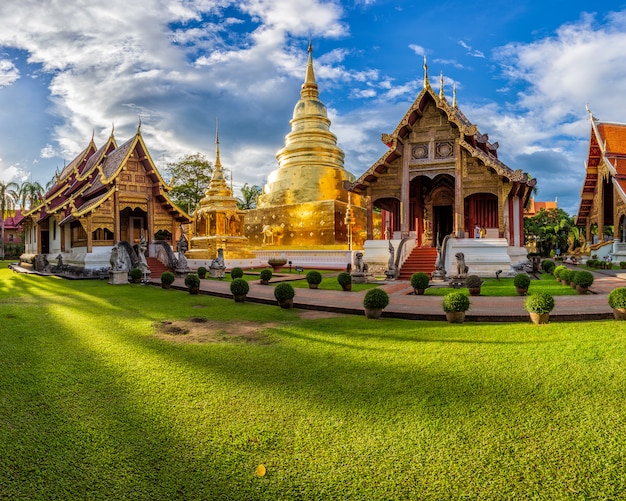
[161,268,626,323]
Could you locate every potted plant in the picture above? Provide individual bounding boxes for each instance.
[197,266,207,279]
[608,287,626,320]
[541,259,556,275]
[513,273,531,295]
[337,271,352,291]
[410,272,430,295]
[230,267,244,279]
[524,292,555,325]
[363,288,389,319]
[129,267,143,283]
[184,272,201,294]
[306,270,323,289]
[620,261,626,270]
[560,268,573,286]
[274,282,295,309]
[160,271,175,289]
[230,278,250,302]
[442,291,470,323]
[464,274,483,296]
[259,268,272,285]
[268,257,287,272]
[553,265,567,282]
[573,270,594,294]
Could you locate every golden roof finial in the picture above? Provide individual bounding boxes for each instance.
[214,117,222,170]
[137,116,142,134]
[439,71,445,99]
[453,83,457,107]
[301,40,319,98]
[423,55,430,88]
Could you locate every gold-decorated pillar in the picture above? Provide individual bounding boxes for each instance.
[454,140,464,237]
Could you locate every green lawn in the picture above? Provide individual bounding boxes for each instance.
[1,267,625,499]
[424,274,579,296]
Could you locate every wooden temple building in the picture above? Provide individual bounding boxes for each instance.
[21,126,190,272]
[349,59,536,276]
[576,109,626,262]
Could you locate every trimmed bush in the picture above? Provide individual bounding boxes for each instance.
[197,266,207,278]
[129,268,143,280]
[160,271,175,285]
[608,287,626,309]
[560,269,574,283]
[274,282,295,302]
[513,273,531,289]
[363,288,389,310]
[230,278,250,296]
[541,259,556,274]
[306,271,323,285]
[553,265,567,280]
[230,267,244,279]
[410,272,430,291]
[573,270,594,288]
[524,292,555,314]
[184,273,200,289]
[337,272,352,287]
[464,274,482,289]
[442,291,470,313]
[620,262,626,269]
[259,269,273,282]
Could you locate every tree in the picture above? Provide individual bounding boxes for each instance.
[17,180,44,211]
[0,181,19,260]
[524,207,575,256]
[165,153,213,213]
[237,183,262,210]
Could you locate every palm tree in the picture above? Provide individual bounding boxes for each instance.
[0,181,19,260]
[17,180,44,211]
[237,183,262,210]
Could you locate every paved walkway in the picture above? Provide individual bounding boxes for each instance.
[160,268,626,323]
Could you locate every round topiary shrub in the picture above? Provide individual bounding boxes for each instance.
[129,267,143,280]
[197,266,207,278]
[184,272,200,290]
[337,272,352,287]
[259,268,273,282]
[274,282,295,302]
[573,270,594,288]
[513,273,531,289]
[442,291,470,312]
[230,277,250,297]
[230,267,244,279]
[464,274,482,289]
[306,270,323,285]
[620,261,626,269]
[608,287,626,309]
[160,271,175,286]
[553,265,567,280]
[524,292,555,314]
[410,272,430,291]
[363,288,389,310]
[560,269,574,283]
[541,259,556,274]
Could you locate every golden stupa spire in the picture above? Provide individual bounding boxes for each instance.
[301,40,319,99]
[439,71,445,99]
[423,55,430,88]
[214,117,222,170]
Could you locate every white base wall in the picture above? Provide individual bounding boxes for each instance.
[445,238,523,277]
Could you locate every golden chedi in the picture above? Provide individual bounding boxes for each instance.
[246,43,366,249]
[186,127,254,260]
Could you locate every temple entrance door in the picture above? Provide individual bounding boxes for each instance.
[130,217,143,244]
[41,230,50,254]
[433,205,453,247]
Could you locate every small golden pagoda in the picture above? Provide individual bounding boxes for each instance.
[246,42,367,249]
[186,125,254,260]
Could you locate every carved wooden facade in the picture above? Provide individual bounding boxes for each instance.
[350,70,535,248]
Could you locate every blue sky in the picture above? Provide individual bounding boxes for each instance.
[1,1,626,217]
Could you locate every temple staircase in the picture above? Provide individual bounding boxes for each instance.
[146,257,171,278]
[398,246,437,280]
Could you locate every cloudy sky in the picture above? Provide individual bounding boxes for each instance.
[1,0,625,216]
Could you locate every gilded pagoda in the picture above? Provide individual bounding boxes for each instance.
[245,43,367,249]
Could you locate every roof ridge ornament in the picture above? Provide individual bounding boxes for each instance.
[423,55,430,89]
[453,84,457,108]
[586,103,598,122]
[439,71,445,100]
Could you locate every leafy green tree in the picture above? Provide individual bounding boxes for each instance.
[237,183,261,210]
[0,181,19,260]
[524,207,575,256]
[17,180,44,211]
[165,153,213,213]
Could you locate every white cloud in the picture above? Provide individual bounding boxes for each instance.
[408,44,426,56]
[40,144,57,159]
[0,59,19,87]
[458,40,485,58]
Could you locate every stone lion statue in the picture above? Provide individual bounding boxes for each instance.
[455,252,468,276]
